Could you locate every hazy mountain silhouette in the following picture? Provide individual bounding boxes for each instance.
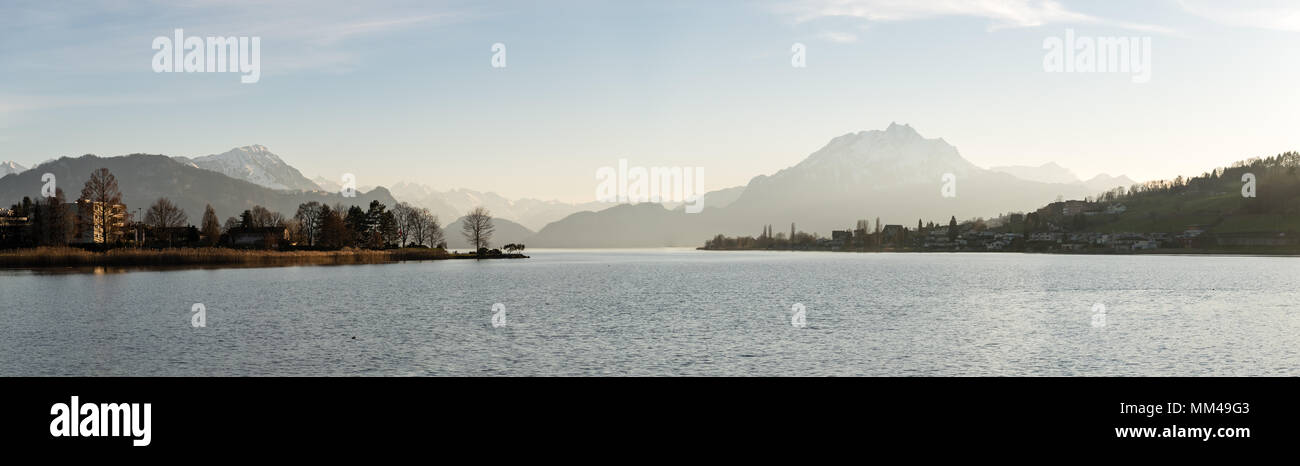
[989,162,1080,185]
[530,123,1093,247]
[1082,173,1137,194]
[991,162,1137,196]
[388,182,611,231]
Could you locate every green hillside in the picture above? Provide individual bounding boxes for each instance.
[1082,152,1300,235]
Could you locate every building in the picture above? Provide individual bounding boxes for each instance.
[228,226,289,248]
[73,200,127,244]
[881,224,905,246]
[1215,232,1297,247]
[0,212,31,246]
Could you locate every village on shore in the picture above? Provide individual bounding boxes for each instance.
[703,200,1281,254]
[704,152,1300,255]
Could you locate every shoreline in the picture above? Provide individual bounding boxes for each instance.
[696,247,1300,258]
[0,247,528,272]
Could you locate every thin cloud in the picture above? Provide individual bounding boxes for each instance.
[818,31,860,43]
[0,1,472,74]
[1177,0,1300,32]
[778,0,1174,33]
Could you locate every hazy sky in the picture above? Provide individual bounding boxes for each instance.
[2,0,1298,202]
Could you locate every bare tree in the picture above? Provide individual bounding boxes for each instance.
[461,207,494,254]
[425,210,444,248]
[248,205,285,228]
[146,198,188,229]
[403,207,437,247]
[201,204,221,246]
[145,197,188,246]
[392,202,415,247]
[294,202,323,246]
[78,168,124,244]
[223,217,241,234]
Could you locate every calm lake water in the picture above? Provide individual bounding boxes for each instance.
[2,250,1298,376]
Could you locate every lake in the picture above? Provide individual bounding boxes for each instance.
[2,249,1298,376]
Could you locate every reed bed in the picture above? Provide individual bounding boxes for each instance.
[0,247,455,268]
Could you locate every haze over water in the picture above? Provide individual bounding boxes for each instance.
[2,250,1297,376]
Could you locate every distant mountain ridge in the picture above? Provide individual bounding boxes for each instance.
[0,154,397,226]
[990,162,1137,195]
[989,162,1080,185]
[388,182,613,231]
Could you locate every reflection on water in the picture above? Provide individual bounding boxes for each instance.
[2,249,1298,376]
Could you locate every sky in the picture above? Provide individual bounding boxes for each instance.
[1,0,1298,202]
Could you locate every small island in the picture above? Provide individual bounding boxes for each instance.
[0,168,526,270]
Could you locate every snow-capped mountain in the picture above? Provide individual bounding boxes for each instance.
[766,123,982,191]
[174,145,319,191]
[0,161,26,178]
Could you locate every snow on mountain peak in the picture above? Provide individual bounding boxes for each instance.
[0,161,26,177]
[176,145,317,191]
[788,123,979,188]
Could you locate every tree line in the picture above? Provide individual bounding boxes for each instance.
[2,167,519,254]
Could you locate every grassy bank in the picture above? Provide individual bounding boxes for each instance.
[0,247,526,269]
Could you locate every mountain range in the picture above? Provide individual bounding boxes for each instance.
[1,126,1143,248]
[0,154,397,227]
[386,182,610,232]
[528,123,1120,247]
